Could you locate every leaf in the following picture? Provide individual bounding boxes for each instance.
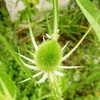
[28,0,39,5]
[60,76,67,93]
[0,34,36,83]
[85,70,100,83]
[0,69,16,100]
[76,0,100,42]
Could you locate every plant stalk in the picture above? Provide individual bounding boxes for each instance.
[49,73,63,100]
[52,0,59,39]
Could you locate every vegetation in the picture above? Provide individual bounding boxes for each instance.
[0,0,100,100]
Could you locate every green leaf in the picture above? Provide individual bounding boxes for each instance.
[76,0,100,41]
[60,76,67,93]
[46,14,53,35]
[86,70,100,83]
[0,69,16,100]
[0,34,36,83]
[28,0,39,5]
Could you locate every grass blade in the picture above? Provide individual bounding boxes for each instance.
[76,0,100,41]
[0,69,16,100]
[0,34,36,83]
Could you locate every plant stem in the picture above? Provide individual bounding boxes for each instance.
[52,0,59,39]
[49,73,63,100]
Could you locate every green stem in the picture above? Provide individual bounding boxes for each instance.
[52,0,59,39]
[49,73,62,100]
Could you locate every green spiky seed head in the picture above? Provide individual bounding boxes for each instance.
[35,40,62,72]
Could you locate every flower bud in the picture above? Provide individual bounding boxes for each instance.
[35,40,62,72]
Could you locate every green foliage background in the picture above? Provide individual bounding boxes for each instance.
[0,0,100,100]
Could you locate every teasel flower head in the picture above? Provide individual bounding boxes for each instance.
[18,18,83,84]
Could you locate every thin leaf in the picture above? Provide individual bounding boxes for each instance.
[0,92,8,100]
[0,69,16,100]
[0,34,36,83]
[62,14,100,61]
[76,0,100,41]
[46,14,52,34]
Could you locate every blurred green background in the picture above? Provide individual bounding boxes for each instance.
[0,0,100,100]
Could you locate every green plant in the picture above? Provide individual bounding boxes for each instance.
[0,69,16,100]
[0,0,100,100]
[76,0,100,42]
